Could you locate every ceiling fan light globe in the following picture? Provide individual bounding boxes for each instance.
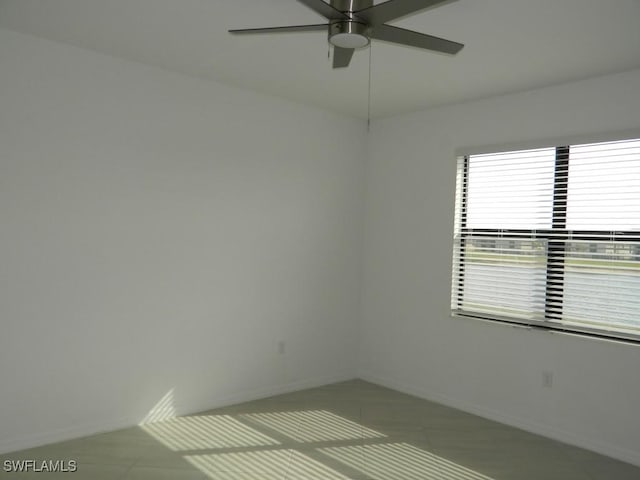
[330,32,370,49]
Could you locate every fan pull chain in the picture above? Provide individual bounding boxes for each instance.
[367,44,372,132]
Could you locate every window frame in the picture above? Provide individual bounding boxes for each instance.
[452,135,640,344]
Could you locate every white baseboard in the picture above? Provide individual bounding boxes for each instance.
[0,371,355,456]
[358,370,640,467]
[178,371,357,415]
[0,415,140,456]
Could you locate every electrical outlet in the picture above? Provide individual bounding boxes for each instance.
[277,341,286,355]
[542,371,553,388]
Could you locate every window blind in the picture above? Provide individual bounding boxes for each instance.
[452,139,640,341]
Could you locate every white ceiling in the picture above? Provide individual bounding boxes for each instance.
[1,0,640,119]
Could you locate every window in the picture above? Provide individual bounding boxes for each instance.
[451,138,640,342]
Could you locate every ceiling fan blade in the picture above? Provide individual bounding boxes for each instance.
[355,0,455,26]
[297,0,350,20]
[371,24,463,54]
[229,24,328,34]
[333,47,355,68]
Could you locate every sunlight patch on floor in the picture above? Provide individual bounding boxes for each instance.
[320,442,495,480]
[241,410,385,443]
[138,392,495,480]
[185,449,353,480]
[141,415,279,451]
[184,449,292,477]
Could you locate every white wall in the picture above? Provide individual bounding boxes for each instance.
[361,68,640,465]
[0,28,366,453]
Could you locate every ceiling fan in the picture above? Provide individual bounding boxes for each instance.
[229,0,464,69]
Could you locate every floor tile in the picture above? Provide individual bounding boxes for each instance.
[0,462,130,479]
[284,450,363,479]
[182,448,293,477]
[122,465,206,480]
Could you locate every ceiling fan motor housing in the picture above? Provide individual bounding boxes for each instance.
[328,0,373,49]
[330,0,373,14]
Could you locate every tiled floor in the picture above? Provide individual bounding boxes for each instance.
[2,380,639,479]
